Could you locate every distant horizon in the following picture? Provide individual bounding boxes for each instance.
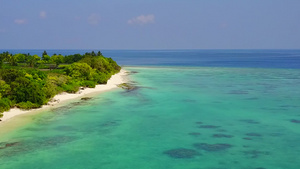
[1,48,300,51]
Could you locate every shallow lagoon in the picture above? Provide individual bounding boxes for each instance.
[0,66,300,169]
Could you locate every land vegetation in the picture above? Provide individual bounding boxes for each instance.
[0,51,121,116]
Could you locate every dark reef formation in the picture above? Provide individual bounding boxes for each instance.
[163,148,200,158]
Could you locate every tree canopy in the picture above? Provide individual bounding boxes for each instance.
[0,51,121,115]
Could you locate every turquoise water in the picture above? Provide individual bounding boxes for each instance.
[1,67,300,169]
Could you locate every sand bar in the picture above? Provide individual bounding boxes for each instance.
[0,69,127,122]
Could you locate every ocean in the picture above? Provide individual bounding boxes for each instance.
[0,50,300,169]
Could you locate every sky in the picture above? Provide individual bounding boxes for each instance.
[0,0,300,49]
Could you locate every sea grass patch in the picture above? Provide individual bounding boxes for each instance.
[246,133,262,137]
[290,119,300,123]
[243,137,253,140]
[212,134,233,138]
[228,90,249,95]
[188,132,201,136]
[193,143,232,152]
[163,148,200,159]
[239,119,260,124]
[242,150,270,158]
[54,125,76,131]
[100,120,119,127]
[198,125,220,129]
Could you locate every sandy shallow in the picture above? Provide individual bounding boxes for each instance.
[0,69,127,122]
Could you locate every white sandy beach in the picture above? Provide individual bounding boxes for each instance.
[0,69,127,122]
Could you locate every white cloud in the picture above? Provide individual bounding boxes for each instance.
[128,14,155,25]
[87,14,101,25]
[40,11,47,19]
[14,19,27,24]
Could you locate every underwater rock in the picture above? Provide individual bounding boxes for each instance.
[193,143,232,151]
[188,132,201,136]
[246,133,262,137]
[127,71,138,75]
[212,134,233,138]
[81,97,92,101]
[199,125,220,129]
[195,121,203,124]
[163,148,200,158]
[290,119,300,123]
[0,142,20,149]
[117,83,137,91]
[5,142,19,147]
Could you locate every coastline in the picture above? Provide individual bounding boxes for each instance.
[0,69,127,123]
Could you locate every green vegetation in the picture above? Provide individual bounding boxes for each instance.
[0,51,121,116]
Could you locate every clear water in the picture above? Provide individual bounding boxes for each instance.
[0,50,300,169]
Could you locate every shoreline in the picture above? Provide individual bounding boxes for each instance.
[0,69,128,123]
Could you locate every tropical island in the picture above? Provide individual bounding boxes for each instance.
[0,51,121,119]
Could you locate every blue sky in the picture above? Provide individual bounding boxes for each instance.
[0,0,300,49]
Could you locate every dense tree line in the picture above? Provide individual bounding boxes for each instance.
[0,51,121,116]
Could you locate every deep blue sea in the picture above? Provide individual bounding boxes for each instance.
[0,50,300,169]
[1,49,300,68]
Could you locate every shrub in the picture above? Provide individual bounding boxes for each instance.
[81,80,96,88]
[11,77,47,105]
[0,98,12,113]
[62,81,80,93]
[64,63,93,80]
[92,72,110,84]
[16,101,41,110]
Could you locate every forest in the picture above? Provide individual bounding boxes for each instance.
[0,51,121,116]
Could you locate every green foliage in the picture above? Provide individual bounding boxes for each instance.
[4,54,18,66]
[0,51,121,113]
[81,80,96,88]
[64,54,84,64]
[62,81,80,93]
[27,55,40,67]
[11,77,46,105]
[57,64,69,69]
[42,50,48,56]
[64,62,93,80]
[16,101,41,110]
[0,69,25,84]
[51,54,64,67]
[92,71,110,84]
[0,80,11,98]
[42,55,51,63]
[0,98,12,113]
[43,81,58,98]
[15,53,26,63]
